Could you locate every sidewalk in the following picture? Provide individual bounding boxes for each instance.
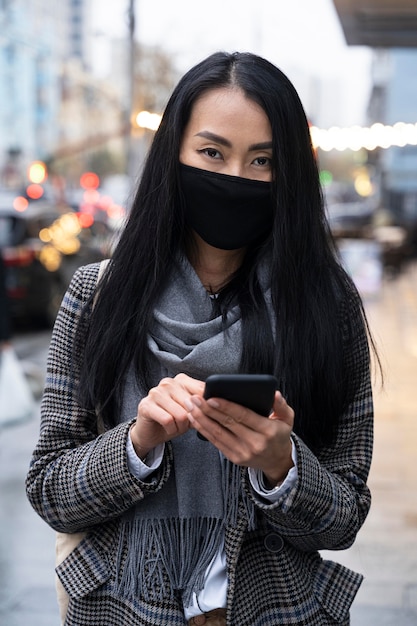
[327,261,417,625]
[0,265,417,625]
[0,403,60,626]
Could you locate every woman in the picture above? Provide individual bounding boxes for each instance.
[26,51,376,625]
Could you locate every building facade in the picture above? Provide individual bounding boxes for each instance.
[370,50,417,226]
[333,0,417,229]
[0,0,97,187]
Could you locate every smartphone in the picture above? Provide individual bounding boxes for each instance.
[197,374,278,440]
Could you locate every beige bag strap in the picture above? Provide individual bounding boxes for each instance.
[93,258,110,306]
[98,257,110,281]
[55,258,110,624]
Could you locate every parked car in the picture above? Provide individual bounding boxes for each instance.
[0,193,114,327]
[326,200,376,239]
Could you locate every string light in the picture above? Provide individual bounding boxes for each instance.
[135,108,417,152]
[310,122,417,152]
[135,111,162,131]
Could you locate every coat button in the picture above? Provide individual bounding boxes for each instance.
[264,532,284,553]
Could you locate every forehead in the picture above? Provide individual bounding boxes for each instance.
[184,87,271,138]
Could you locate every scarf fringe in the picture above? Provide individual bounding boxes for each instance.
[222,458,256,532]
[116,517,225,607]
[115,458,256,606]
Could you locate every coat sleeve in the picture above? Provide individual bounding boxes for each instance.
[25,264,172,533]
[246,290,374,553]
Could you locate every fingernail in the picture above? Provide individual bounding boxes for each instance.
[207,398,219,409]
[192,396,202,408]
[185,399,193,411]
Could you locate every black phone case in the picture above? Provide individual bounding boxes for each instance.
[203,374,278,416]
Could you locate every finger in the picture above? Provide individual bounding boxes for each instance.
[139,389,190,436]
[204,396,270,434]
[155,376,204,413]
[174,373,205,396]
[188,396,264,445]
[188,398,271,467]
[138,399,181,437]
[270,392,295,427]
[188,403,245,458]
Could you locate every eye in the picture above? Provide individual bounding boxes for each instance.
[198,148,222,160]
[253,156,272,167]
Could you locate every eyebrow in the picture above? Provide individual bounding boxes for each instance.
[195,131,272,151]
[195,131,231,147]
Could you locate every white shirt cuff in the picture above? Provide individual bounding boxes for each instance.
[248,440,298,502]
[126,432,165,480]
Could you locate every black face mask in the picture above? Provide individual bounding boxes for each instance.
[179,163,274,250]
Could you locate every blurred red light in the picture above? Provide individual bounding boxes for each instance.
[13,196,29,212]
[26,183,44,199]
[99,195,113,208]
[3,246,35,267]
[107,203,125,220]
[77,212,94,228]
[80,172,100,190]
[83,189,100,204]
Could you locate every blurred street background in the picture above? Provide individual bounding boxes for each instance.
[1,0,417,624]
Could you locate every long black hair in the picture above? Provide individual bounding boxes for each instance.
[76,51,376,451]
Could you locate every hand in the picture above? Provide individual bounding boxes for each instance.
[187,391,295,487]
[130,373,205,460]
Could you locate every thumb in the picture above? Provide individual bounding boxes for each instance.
[270,392,294,427]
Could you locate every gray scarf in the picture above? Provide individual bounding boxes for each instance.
[116,255,271,606]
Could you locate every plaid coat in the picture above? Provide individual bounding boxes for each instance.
[26,262,373,625]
